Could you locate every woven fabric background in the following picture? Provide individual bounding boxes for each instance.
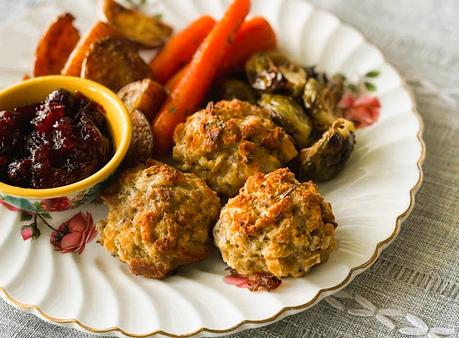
[0,0,458,337]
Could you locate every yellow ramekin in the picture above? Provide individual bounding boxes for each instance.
[0,76,132,212]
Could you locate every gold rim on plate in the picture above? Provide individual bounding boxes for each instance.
[0,6,426,338]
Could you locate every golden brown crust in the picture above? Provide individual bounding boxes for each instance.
[103,0,173,49]
[97,160,221,279]
[82,37,154,92]
[123,109,154,167]
[117,78,167,122]
[214,168,336,278]
[173,100,298,198]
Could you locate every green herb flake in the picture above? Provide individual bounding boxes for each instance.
[347,83,358,93]
[364,82,377,92]
[365,70,380,78]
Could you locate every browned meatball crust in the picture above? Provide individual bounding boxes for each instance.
[214,168,336,278]
[173,100,298,198]
[97,160,221,279]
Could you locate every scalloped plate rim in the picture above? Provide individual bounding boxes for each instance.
[0,0,425,337]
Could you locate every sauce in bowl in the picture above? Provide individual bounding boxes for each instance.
[0,89,113,189]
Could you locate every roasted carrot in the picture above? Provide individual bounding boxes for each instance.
[165,17,276,91]
[152,0,251,155]
[61,21,119,77]
[165,65,187,91]
[33,13,80,77]
[220,16,276,75]
[150,16,216,84]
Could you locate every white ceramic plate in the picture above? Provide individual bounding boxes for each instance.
[0,0,424,337]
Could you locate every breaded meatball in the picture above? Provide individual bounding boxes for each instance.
[214,168,336,278]
[97,160,221,279]
[173,100,298,198]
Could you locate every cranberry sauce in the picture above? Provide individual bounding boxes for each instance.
[0,89,113,189]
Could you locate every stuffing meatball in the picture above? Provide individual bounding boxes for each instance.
[214,168,336,278]
[173,100,298,198]
[97,160,221,279]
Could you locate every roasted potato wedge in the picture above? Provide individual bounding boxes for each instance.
[117,79,167,122]
[124,109,154,166]
[33,13,80,77]
[103,0,172,48]
[62,21,120,77]
[82,37,154,92]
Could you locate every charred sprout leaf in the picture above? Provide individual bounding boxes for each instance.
[259,94,312,148]
[216,79,258,104]
[303,74,345,132]
[279,64,307,97]
[296,118,355,182]
[245,51,286,92]
[245,51,306,97]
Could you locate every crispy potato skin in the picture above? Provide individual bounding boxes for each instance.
[117,79,167,122]
[97,160,221,279]
[103,0,172,48]
[82,37,154,92]
[61,21,120,77]
[33,13,80,76]
[214,168,337,278]
[173,100,298,198]
[124,109,154,166]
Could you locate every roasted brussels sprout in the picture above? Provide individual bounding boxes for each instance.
[296,118,355,182]
[245,51,306,97]
[303,73,345,132]
[216,79,258,104]
[258,94,312,148]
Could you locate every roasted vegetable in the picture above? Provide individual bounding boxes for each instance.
[33,13,80,77]
[103,0,172,48]
[117,78,167,121]
[62,21,120,77]
[296,118,355,182]
[164,17,277,91]
[220,16,277,76]
[303,73,345,132]
[149,16,216,83]
[124,109,154,167]
[152,0,250,155]
[258,94,312,148]
[82,37,154,92]
[216,79,258,104]
[245,50,306,97]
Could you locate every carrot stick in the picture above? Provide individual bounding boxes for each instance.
[220,16,276,75]
[165,17,276,92]
[152,0,251,155]
[150,16,216,84]
[165,65,187,91]
[61,21,119,77]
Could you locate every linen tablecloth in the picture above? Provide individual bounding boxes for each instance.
[1,0,458,337]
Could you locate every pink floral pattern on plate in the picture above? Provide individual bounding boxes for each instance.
[0,201,96,254]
